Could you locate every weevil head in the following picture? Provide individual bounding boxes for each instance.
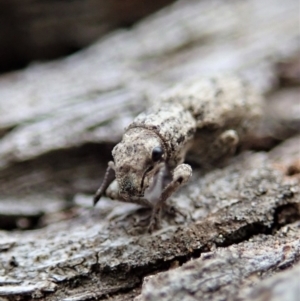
[112,129,166,201]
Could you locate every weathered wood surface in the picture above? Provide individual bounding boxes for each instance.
[0,0,299,300]
[136,221,300,301]
[0,138,299,300]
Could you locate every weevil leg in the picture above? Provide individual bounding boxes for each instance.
[127,196,154,208]
[93,161,115,205]
[211,129,239,162]
[148,163,192,232]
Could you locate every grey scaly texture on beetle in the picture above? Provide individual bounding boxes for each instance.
[94,75,263,232]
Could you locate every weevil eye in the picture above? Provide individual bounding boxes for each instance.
[152,146,164,162]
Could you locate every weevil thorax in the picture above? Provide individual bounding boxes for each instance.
[112,128,165,200]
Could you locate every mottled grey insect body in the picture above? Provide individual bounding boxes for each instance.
[94,75,263,231]
[159,75,262,167]
[128,103,197,169]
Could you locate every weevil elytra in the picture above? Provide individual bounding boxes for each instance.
[94,75,263,231]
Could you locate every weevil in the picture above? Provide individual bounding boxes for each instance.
[94,75,263,231]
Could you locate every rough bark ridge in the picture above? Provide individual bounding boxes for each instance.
[0,0,299,300]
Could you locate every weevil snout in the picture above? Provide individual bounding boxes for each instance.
[118,173,144,199]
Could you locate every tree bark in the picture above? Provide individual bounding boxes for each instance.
[0,0,299,300]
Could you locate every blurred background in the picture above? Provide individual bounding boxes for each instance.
[0,0,299,231]
[0,0,177,230]
[0,0,175,72]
